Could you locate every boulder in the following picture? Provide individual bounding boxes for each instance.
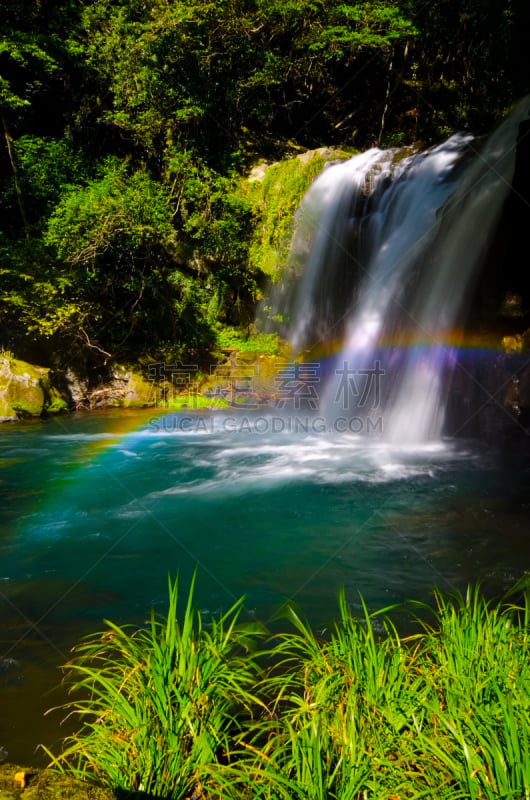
[0,357,67,422]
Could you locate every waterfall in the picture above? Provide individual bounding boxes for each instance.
[277,98,530,443]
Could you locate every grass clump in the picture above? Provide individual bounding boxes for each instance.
[410,584,530,798]
[45,578,530,800]
[238,592,420,799]
[44,574,265,799]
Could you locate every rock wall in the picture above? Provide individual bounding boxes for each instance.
[445,346,530,446]
[2,349,530,453]
[0,357,155,422]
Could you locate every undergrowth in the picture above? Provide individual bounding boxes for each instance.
[44,576,530,800]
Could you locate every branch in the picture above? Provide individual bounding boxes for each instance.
[80,328,113,361]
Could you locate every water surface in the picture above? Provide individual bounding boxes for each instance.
[1,409,529,763]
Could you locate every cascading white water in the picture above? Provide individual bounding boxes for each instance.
[279,98,530,443]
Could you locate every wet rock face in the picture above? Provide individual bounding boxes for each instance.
[444,350,530,445]
[53,365,155,410]
[86,367,154,409]
[62,367,89,408]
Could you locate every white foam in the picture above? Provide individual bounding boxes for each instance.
[107,414,456,501]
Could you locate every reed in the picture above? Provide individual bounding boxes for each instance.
[44,574,264,799]
[235,591,428,799]
[44,578,530,800]
[412,583,530,799]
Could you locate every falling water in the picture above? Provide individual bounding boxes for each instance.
[279,98,530,443]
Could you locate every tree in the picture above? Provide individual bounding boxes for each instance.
[43,153,257,353]
[44,159,180,350]
[0,0,82,230]
[392,0,528,140]
[76,0,417,161]
[0,33,57,233]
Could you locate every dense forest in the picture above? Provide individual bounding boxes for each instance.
[1,0,529,370]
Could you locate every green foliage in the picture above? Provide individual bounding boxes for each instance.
[215,327,280,354]
[14,136,92,221]
[400,0,526,137]
[1,0,529,361]
[247,152,332,279]
[0,29,58,115]
[42,160,190,351]
[0,234,86,342]
[243,592,426,799]
[79,0,206,154]
[165,150,255,271]
[47,580,530,800]
[1,145,263,355]
[45,159,174,265]
[45,574,265,799]
[306,1,416,60]
[242,584,530,799]
[409,584,530,797]
[73,0,419,159]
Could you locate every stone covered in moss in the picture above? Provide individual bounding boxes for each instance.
[121,370,154,407]
[0,764,113,800]
[0,357,70,421]
[246,148,352,280]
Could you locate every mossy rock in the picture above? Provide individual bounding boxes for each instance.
[0,764,113,800]
[122,371,154,407]
[0,357,47,421]
[201,350,292,400]
[0,357,71,421]
[44,387,69,414]
[245,148,353,280]
[87,367,155,409]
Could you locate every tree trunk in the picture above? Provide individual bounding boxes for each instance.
[377,47,394,146]
[1,110,30,237]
